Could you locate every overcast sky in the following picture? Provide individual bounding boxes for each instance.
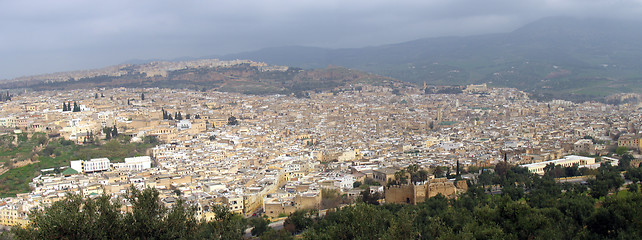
[2,0,642,79]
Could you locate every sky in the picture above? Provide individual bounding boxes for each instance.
[2,0,642,80]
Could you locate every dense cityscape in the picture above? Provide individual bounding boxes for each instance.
[0,81,640,234]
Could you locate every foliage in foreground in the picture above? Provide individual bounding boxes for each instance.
[284,163,642,240]
[11,187,247,240]
[9,162,642,240]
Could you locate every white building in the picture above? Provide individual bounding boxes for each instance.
[70,158,111,174]
[177,120,191,131]
[520,155,595,175]
[113,156,152,172]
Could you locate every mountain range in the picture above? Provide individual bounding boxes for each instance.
[2,17,642,101]
[221,17,642,101]
[0,60,402,95]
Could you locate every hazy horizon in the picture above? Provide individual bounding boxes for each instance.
[2,0,642,80]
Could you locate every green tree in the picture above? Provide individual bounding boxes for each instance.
[260,229,294,240]
[359,189,382,205]
[616,146,628,156]
[624,165,642,183]
[12,194,126,239]
[198,204,247,240]
[72,101,80,112]
[103,127,112,140]
[249,217,270,236]
[228,116,238,125]
[123,187,200,239]
[433,166,445,178]
[285,210,316,234]
[589,163,624,198]
[619,153,634,170]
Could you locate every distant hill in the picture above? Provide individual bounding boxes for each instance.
[0,60,403,95]
[222,17,642,101]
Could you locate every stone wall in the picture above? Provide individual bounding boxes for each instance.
[385,178,460,204]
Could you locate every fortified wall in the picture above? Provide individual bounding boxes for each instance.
[385,178,467,204]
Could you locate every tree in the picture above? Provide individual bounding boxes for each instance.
[198,204,247,240]
[249,217,270,236]
[494,161,510,177]
[228,116,238,125]
[624,166,642,183]
[360,189,382,205]
[176,112,183,120]
[619,153,634,170]
[589,163,624,198]
[111,126,118,138]
[564,164,580,177]
[103,127,112,140]
[141,93,145,101]
[390,169,408,186]
[143,136,159,144]
[284,210,316,234]
[616,146,628,156]
[72,101,80,112]
[321,189,344,209]
[433,166,445,178]
[259,229,294,240]
[410,169,428,184]
[544,163,564,178]
[12,194,126,239]
[123,187,199,239]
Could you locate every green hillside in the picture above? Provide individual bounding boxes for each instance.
[223,17,642,101]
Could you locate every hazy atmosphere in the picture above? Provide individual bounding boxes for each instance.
[2,0,642,79]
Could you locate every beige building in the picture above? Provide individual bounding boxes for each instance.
[574,139,595,155]
[385,178,462,204]
[0,204,28,227]
[263,191,321,218]
[618,135,641,150]
[520,155,595,175]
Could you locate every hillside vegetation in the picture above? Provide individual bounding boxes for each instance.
[0,65,402,96]
[0,133,157,197]
[223,17,642,101]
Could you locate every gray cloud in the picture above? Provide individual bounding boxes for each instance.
[1,0,642,79]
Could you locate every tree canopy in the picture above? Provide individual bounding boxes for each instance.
[11,187,247,240]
